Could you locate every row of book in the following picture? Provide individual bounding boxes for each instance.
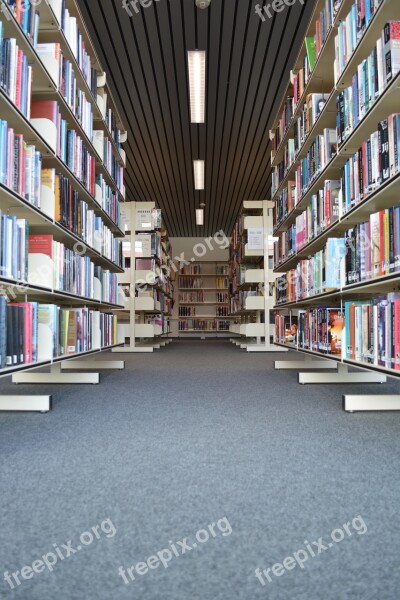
[275,202,400,303]
[0,30,32,118]
[274,116,400,263]
[0,296,117,368]
[93,130,124,193]
[179,291,204,303]
[345,204,400,283]
[216,292,228,303]
[344,295,400,368]
[3,0,40,47]
[341,114,400,212]
[0,120,42,205]
[0,214,28,281]
[49,169,121,264]
[216,305,229,317]
[179,306,196,316]
[336,23,400,147]
[100,88,123,148]
[36,42,94,140]
[274,116,400,265]
[0,119,122,235]
[293,94,328,156]
[296,183,341,248]
[275,309,344,354]
[60,1,98,98]
[291,37,317,115]
[274,238,346,304]
[181,264,202,275]
[30,99,125,201]
[275,295,400,370]
[272,128,337,197]
[270,0,341,153]
[334,3,392,81]
[28,234,118,303]
[95,174,121,226]
[230,290,261,313]
[179,277,205,289]
[178,319,230,332]
[273,110,400,233]
[0,212,120,295]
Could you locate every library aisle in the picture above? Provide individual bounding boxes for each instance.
[0,340,399,600]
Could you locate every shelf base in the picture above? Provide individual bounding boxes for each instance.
[246,344,289,352]
[112,345,154,353]
[344,394,400,412]
[0,395,51,412]
[61,360,124,370]
[298,364,386,385]
[275,355,337,370]
[12,363,99,384]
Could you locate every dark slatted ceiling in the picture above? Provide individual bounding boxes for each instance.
[78,0,316,236]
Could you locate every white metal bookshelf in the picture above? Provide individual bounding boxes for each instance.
[113,201,173,352]
[270,0,400,410]
[0,0,128,411]
[229,200,288,352]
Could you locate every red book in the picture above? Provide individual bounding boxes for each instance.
[30,100,59,124]
[28,234,53,258]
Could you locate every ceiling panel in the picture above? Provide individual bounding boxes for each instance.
[78,0,317,235]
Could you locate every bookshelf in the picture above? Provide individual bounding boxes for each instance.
[270,0,400,411]
[0,0,128,411]
[113,201,174,352]
[228,200,287,352]
[177,261,231,337]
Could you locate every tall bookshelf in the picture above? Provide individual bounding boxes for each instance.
[229,200,286,352]
[177,261,231,337]
[113,201,174,352]
[0,0,128,411]
[270,0,400,411]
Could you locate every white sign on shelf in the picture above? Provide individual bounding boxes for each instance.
[120,204,131,231]
[136,208,153,230]
[247,227,264,251]
[135,234,152,257]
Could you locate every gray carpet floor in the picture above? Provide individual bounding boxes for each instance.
[0,339,399,600]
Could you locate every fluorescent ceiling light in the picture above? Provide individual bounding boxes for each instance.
[196,209,204,226]
[188,50,205,123]
[193,160,204,190]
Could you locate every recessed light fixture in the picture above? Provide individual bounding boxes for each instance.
[196,209,204,226]
[193,160,204,190]
[187,50,205,123]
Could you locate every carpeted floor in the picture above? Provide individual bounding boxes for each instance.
[0,339,399,600]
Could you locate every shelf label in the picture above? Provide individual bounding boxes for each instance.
[247,227,264,251]
[136,208,153,230]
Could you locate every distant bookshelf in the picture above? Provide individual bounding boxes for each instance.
[228,200,283,352]
[113,202,174,352]
[177,262,231,336]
